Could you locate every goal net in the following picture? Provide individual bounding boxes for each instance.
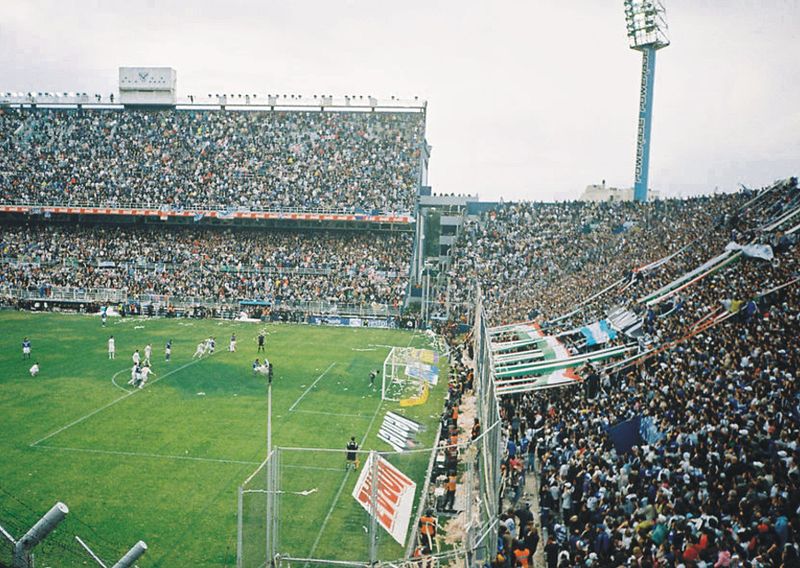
[381,347,440,402]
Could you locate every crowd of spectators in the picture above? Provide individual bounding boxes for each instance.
[0,107,424,212]
[523,287,799,567]
[0,224,412,307]
[448,180,800,567]
[447,193,751,327]
[2,103,798,566]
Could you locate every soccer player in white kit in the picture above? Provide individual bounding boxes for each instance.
[132,350,141,365]
[144,343,152,365]
[29,362,40,376]
[229,333,237,352]
[193,342,207,358]
[108,336,116,359]
[138,365,155,388]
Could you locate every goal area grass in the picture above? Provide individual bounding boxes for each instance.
[0,311,447,567]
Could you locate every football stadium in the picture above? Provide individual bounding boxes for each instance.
[2,2,800,567]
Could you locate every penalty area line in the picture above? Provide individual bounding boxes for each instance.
[283,464,344,473]
[288,362,336,412]
[305,399,384,564]
[32,444,260,466]
[30,355,211,447]
[293,409,371,419]
[302,329,421,563]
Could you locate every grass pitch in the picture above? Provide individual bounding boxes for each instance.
[0,311,446,567]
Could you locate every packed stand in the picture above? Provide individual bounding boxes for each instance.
[501,282,800,567]
[448,193,750,327]
[474,181,800,566]
[0,224,412,307]
[0,107,424,212]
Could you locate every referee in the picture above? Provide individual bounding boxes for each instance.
[345,437,359,470]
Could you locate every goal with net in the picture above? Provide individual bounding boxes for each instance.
[381,347,440,402]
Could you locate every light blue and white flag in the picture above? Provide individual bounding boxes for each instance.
[580,319,617,346]
[725,241,774,261]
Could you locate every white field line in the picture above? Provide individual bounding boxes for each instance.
[32,444,260,466]
[283,464,343,473]
[111,368,133,393]
[288,362,336,412]
[293,409,371,419]
[305,400,384,564]
[243,488,318,496]
[30,355,211,447]
[243,456,269,486]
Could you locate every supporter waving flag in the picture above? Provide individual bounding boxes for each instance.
[579,319,616,346]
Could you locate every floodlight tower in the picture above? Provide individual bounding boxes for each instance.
[623,0,670,202]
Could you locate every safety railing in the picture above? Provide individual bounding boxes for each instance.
[0,199,415,219]
[0,286,402,317]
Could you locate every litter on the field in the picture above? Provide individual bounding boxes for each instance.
[197,392,206,396]
[134,325,145,329]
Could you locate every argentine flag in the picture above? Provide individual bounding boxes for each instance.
[580,319,617,346]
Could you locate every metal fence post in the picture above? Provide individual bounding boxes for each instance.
[369,451,379,564]
[13,502,69,568]
[237,486,244,568]
[110,541,148,568]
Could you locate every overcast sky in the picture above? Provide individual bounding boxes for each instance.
[2,0,798,202]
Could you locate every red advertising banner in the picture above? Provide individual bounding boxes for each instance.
[351,453,416,546]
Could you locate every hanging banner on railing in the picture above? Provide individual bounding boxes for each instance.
[307,315,395,328]
[0,204,413,224]
[352,453,416,546]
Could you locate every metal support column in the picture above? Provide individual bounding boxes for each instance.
[634,46,657,202]
[111,541,148,568]
[236,486,244,568]
[271,449,280,566]
[368,451,379,563]
[13,502,69,568]
[266,452,273,567]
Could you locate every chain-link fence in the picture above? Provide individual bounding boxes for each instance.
[238,446,435,568]
[0,489,141,568]
[470,296,503,562]
[238,294,502,568]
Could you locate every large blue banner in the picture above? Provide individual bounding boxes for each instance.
[607,416,642,454]
[308,315,395,329]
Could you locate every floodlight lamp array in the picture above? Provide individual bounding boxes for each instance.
[623,0,670,49]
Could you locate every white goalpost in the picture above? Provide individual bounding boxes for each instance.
[381,347,439,402]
